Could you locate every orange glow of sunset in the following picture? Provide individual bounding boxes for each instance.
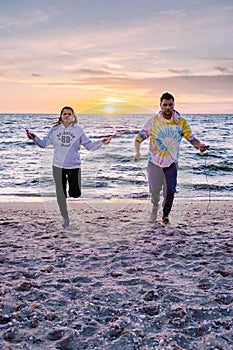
[0,1,233,114]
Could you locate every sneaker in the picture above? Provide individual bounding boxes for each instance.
[62,218,70,229]
[150,206,158,223]
[162,217,170,225]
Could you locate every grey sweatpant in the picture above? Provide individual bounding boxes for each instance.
[147,161,178,218]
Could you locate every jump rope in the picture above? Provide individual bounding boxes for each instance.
[201,148,211,213]
[25,125,212,214]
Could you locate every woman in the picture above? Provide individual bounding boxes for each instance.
[26,106,111,228]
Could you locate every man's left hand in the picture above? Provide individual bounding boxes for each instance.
[199,144,209,152]
[102,136,112,145]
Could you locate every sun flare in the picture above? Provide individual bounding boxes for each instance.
[101,97,128,114]
[105,106,115,113]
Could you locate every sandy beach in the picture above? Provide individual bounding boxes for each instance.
[0,198,233,349]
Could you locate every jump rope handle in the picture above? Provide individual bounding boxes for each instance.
[25,129,35,140]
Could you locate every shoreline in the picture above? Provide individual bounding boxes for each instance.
[0,195,233,207]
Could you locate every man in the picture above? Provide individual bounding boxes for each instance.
[134,92,209,225]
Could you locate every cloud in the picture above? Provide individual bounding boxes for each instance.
[0,8,60,32]
[0,2,231,82]
[169,69,191,75]
[72,69,115,76]
[35,73,233,94]
[0,1,233,113]
[215,66,232,74]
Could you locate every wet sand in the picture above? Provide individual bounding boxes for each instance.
[0,198,233,349]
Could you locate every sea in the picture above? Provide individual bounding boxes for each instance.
[1,113,233,202]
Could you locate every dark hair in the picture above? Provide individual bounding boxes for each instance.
[57,106,78,124]
[160,92,175,103]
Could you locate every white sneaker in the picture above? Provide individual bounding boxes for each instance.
[62,218,70,229]
[150,206,158,223]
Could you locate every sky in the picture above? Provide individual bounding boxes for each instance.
[0,0,233,114]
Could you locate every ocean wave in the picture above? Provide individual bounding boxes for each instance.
[193,184,233,191]
[193,162,233,172]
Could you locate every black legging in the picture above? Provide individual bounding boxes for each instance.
[52,166,81,219]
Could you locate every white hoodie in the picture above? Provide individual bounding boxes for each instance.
[33,123,102,169]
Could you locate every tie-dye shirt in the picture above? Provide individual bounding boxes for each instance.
[135,110,195,168]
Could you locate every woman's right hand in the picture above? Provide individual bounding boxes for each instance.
[26,129,36,140]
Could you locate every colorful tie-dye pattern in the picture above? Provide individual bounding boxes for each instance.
[136,111,195,167]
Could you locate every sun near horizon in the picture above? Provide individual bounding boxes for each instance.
[1,93,232,115]
[76,97,156,115]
